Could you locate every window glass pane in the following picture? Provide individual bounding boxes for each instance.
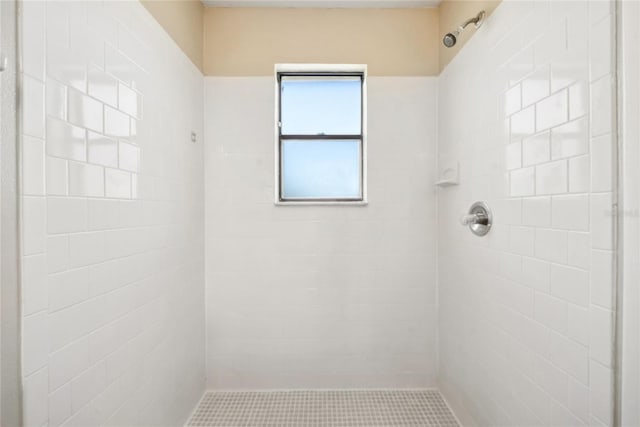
[280,77,361,135]
[282,139,361,199]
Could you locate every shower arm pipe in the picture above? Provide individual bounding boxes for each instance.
[458,10,486,33]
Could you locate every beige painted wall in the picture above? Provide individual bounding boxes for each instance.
[438,0,500,71]
[203,8,439,76]
[141,1,501,77]
[141,0,204,71]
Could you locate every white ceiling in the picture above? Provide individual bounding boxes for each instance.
[202,0,441,8]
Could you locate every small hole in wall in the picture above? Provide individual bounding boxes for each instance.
[191,132,197,143]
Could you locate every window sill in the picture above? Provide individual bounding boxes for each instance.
[275,200,368,206]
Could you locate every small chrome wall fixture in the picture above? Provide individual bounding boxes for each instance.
[443,10,486,48]
[460,201,492,236]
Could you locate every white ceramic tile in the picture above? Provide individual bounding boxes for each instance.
[70,22,105,70]
[535,228,568,264]
[591,249,613,309]
[104,106,130,138]
[45,1,69,47]
[590,192,613,250]
[522,196,551,227]
[105,168,132,199]
[536,90,568,131]
[22,136,45,195]
[509,226,535,256]
[105,44,137,87]
[590,361,613,425]
[532,355,569,406]
[522,132,550,167]
[522,66,550,107]
[48,267,90,312]
[536,160,568,195]
[49,384,72,427]
[589,306,612,366]
[118,83,141,119]
[534,291,567,333]
[22,75,45,139]
[87,199,121,231]
[568,303,589,346]
[46,117,86,162]
[87,323,119,364]
[568,378,589,423]
[569,81,588,120]
[552,194,589,231]
[46,78,67,121]
[569,155,590,193]
[68,88,104,132]
[49,338,90,391]
[549,331,589,384]
[22,196,46,255]
[591,134,612,192]
[590,15,612,82]
[23,260,48,314]
[88,67,118,107]
[505,142,522,171]
[522,257,550,292]
[23,368,49,427]
[21,0,45,80]
[70,361,107,412]
[504,84,521,116]
[87,131,119,168]
[550,401,586,427]
[550,264,589,307]
[47,235,70,274]
[118,141,140,172]
[511,105,536,140]
[47,197,87,234]
[69,232,105,268]
[23,312,49,376]
[590,1,611,25]
[590,75,613,137]
[551,117,589,160]
[206,77,438,390]
[21,2,206,425]
[46,156,68,196]
[69,162,105,197]
[511,167,535,197]
[568,232,590,270]
[47,42,87,93]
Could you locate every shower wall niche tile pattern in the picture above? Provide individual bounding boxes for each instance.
[20,1,205,425]
[188,389,459,427]
[438,1,615,426]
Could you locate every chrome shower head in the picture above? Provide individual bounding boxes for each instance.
[443,32,458,48]
[442,10,485,48]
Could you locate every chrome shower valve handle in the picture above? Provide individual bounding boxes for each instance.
[460,212,486,226]
[461,202,492,236]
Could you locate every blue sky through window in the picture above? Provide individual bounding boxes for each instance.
[280,78,361,135]
[282,140,360,199]
[279,76,363,200]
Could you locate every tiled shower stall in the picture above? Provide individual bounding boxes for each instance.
[15,0,621,425]
[20,2,205,424]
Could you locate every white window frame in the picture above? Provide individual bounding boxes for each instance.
[274,64,368,206]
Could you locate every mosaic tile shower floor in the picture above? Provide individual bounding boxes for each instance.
[187,389,459,427]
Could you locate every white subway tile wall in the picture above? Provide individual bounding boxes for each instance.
[438,1,614,426]
[20,1,205,425]
[204,77,438,389]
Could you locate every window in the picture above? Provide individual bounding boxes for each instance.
[276,65,366,204]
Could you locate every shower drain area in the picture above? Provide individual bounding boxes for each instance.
[186,389,459,426]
